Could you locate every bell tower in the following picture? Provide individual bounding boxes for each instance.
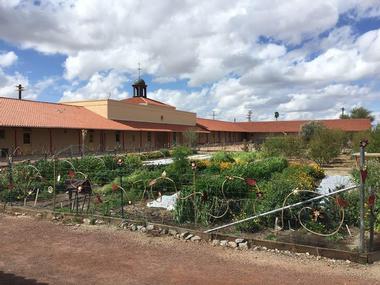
[132,63,147,98]
[132,78,147,98]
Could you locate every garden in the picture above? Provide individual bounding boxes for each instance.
[0,124,379,254]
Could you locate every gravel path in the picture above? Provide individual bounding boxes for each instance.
[0,214,379,285]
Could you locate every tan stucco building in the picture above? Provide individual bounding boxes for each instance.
[0,78,372,159]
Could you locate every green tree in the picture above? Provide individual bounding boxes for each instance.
[183,129,198,148]
[300,121,326,142]
[308,129,344,165]
[339,114,350,119]
[349,107,375,122]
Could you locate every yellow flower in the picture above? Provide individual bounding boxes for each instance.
[219,162,233,170]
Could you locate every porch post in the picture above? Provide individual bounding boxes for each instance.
[122,131,125,151]
[14,128,17,156]
[49,129,53,154]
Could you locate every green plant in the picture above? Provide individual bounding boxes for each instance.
[211,152,235,164]
[308,129,344,165]
[349,107,375,122]
[300,121,326,142]
[183,130,198,148]
[262,136,306,158]
[232,152,257,164]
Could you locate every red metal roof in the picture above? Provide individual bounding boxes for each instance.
[120,97,175,109]
[238,119,371,133]
[118,121,209,133]
[0,97,135,131]
[196,118,247,132]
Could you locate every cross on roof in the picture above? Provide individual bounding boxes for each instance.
[138,62,141,79]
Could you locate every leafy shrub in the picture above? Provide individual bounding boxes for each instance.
[159,149,170,157]
[232,152,257,164]
[262,136,306,158]
[211,152,235,164]
[300,121,326,142]
[195,160,211,170]
[308,129,344,165]
[352,125,380,153]
[225,157,288,181]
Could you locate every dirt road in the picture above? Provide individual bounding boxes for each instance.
[0,214,379,285]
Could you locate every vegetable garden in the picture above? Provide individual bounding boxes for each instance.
[0,144,379,253]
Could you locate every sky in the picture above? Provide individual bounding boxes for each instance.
[0,0,380,122]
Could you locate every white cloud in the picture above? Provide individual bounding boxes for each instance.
[61,70,129,101]
[0,1,380,121]
[0,51,17,67]
[2,0,378,83]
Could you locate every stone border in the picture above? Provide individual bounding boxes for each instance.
[1,204,379,264]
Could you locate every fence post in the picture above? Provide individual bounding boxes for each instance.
[52,156,57,211]
[359,140,367,253]
[4,154,13,209]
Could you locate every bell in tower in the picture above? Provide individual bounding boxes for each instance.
[133,63,147,98]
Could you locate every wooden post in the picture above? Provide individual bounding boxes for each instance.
[49,129,53,154]
[122,131,125,151]
[14,129,17,156]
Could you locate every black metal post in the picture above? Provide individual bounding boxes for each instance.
[117,159,124,218]
[75,191,79,215]
[52,157,56,211]
[368,186,375,252]
[359,141,366,253]
[7,154,13,208]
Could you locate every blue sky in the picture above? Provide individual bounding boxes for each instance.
[0,1,379,122]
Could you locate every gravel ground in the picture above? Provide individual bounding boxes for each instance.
[0,213,379,285]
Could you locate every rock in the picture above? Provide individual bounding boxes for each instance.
[235,238,245,244]
[95,219,105,225]
[146,224,155,231]
[262,246,267,251]
[305,252,310,256]
[212,240,220,246]
[316,256,321,261]
[180,232,190,239]
[253,246,259,251]
[185,234,194,240]
[345,259,351,264]
[140,227,147,233]
[228,241,238,248]
[220,240,228,247]
[168,229,178,236]
[160,228,168,235]
[191,236,201,242]
[14,212,22,216]
[137,225,144,231]
[82,218,91,225]
[35,213,43,218]
[130,224,137,231]
[176,234,180,239]
[238,242,249,250]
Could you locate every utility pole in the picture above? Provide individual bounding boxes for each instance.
[212,111,216,120]
[247,110,252,122]
[16,84,25,100]
[341,107,345,117]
